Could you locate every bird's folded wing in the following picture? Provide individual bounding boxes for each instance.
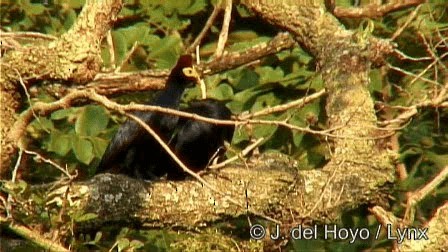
[96,111,152,173]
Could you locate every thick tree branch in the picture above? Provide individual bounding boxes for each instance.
[400,202,448,251]
[27,159,393,230]
[8,1,397,232]
[42,32,296,98]
[333,0,424,19]
[1,0,122,177]
[0,216,69,252]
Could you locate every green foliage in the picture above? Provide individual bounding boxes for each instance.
[27,105,112,171]
[75,105,109,137]
[1,1,83,35]
[3,0,448,251]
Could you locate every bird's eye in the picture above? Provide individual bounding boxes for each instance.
[182,67,196,78]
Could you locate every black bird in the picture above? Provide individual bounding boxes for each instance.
[96,55,196,179]
[166,99,234,180]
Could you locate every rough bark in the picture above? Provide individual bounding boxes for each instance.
[42,32,297,98]
[0,0,122,177]
[400,202,448,251]
[6,0,397,234]
[34,156,393,230]
[6,0,434,250]
[238,0,396,216]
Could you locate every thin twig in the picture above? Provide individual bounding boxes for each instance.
[126,113,213,188]
[391,5,422,41]
[11,149,22,182]
[393,49,432,62]
[387,63,440,86]
[14,68,45,134]
[0,31,57,41]
[115,41,139,73]
[418,32,448,72]
[195,47,207,99]
[13,89,393,149]
[23,150,74,179]
[210,137,265,169]
[214,0,232,58]
[107,30,115,70]
[0,216,70,252]
[42,32,296,97]
[404,165,448,224]
[7,149,23,218]
[380,80,448,126]
[186,5,221,54]
[239,89,326,120]
[126,113,280,224]
[333,0,424,18]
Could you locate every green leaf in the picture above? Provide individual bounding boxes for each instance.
[35,117,54,131]
[251,92,280,113]
[47,131,71,156]
[160,0,208,16]
[1,180,28,195]
[49,16,63,34]
[277,47,312,64]
[310,75,324,90]
[230,87,267,113]
[111,31,128,66]
[279,69,314,87]
[51,108,75,120]
[91,137,110,158]
[256,66,284,84]
[399,147,422,161]
[74,213,98,222]
[75,105,109,137]
[209,83,234,100]
[290,100,321,126]
[226,100,245,114]
[63,9,77,30]
[236,5,252,17]
[251,114,279,140]
[288,100,321,147]
[292,132,304,147]
[436,186,448,196]
[148,35,182,69]
[178,0,208,15]
[115,23,151,48]
[231,69,259,91]
[369,69,383,93]
[253,124,278,139]
[147,4,191,31]
[67,0,85,9]
[232,126,250,144]
[117,238,130,252]
[425,152,448,169]
[94,232,103,243]
[26,3,46,15]
[228,36,271,52]
[71,136,94,165]
[130,240,144,249]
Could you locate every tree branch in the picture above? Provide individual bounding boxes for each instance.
[1,0,123,176]
[27,158,393,230]
[333,0,424,19]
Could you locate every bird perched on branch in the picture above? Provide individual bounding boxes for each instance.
[96,55,196,178]
[166,99,234,180]
[96,55,234,180]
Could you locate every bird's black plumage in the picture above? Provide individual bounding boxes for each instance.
[166,99,234,180]
[96,56,234,180]
[96,55,195,178]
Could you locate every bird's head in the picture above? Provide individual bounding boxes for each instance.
[167,55,197,86]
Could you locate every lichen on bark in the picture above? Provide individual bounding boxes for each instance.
[0,0,122,177]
